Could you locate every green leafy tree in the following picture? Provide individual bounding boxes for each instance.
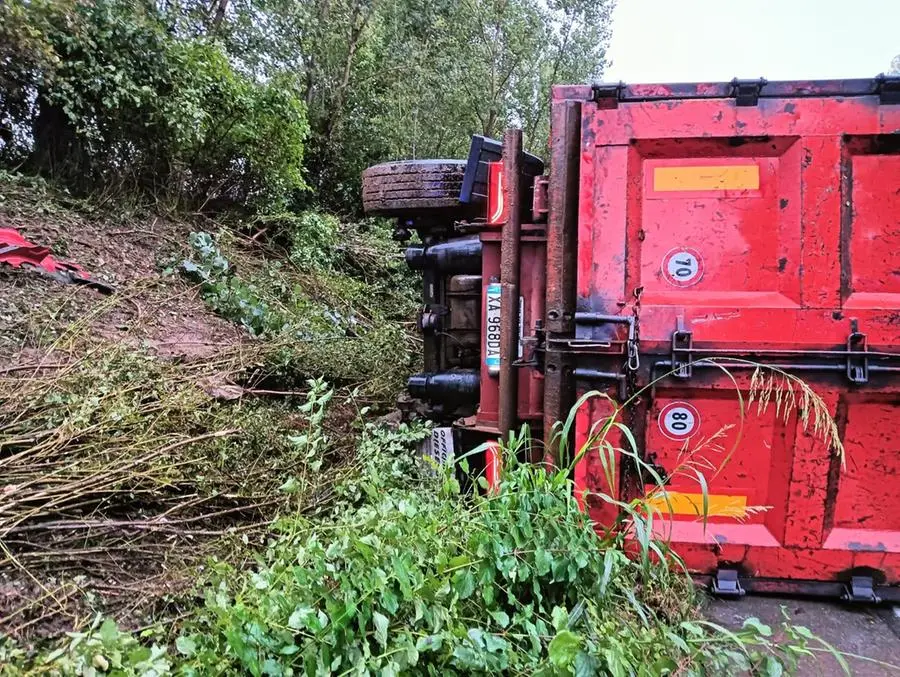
[1,0,611,214]
[176,0,613,210]
[0,0,308,213]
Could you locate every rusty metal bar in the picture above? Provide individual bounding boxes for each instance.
[648,359,900,400]
[498,129,523,439]
[543,100,582,460]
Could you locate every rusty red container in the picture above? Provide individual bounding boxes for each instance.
[381,77,900,598]
[545,79,900,597]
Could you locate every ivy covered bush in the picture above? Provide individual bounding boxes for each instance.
[0,0,307,214]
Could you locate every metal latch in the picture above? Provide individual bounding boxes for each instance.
[731,78,767,106]
[573,312,639,371]
[847,330,869,384]
[671,319,692,379]
[711,569,746,598]
[514,321,544,369]
[591,81,624,108]
[842,576,880,603]
[876,74,900,105]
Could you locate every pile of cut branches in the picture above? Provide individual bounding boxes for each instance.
[0,331,355,638]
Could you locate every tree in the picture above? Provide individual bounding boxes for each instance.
[180,0,613,209]
[1,0,614,213]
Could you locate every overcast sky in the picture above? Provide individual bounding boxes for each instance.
[606,0,900,83]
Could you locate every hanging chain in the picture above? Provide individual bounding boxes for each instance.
[625,284,644,458]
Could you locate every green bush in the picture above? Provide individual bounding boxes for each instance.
[178,229,416,398]
[3,400,843,676]
[165,43,308,213]
[0,0,308,213]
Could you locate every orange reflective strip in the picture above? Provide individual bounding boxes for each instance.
[646,491,748,517]
[653,165,759,192]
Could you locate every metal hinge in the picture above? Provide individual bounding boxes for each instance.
[731,78,767,106]
[711,569,746,598]
[514,321,544,370]
[671,319,692,379]
[847,328,869,384]
[842,576,880,604]
[876,74,900,105]
[591,81,624,108]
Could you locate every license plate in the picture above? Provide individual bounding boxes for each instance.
[485,283,502,374]
[485,283,524,375]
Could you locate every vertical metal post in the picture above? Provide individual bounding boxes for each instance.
[498,129,523,439]
[543,101,582,463]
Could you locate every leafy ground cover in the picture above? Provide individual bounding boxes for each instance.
[2,415,840,676]
[0,176,850,676]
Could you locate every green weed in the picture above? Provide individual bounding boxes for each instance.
[178,228,416,400]
[3,392,851,676]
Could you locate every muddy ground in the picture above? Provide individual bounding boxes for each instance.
[707,596,900,675]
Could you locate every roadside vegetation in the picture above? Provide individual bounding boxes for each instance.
[0,0,862,675]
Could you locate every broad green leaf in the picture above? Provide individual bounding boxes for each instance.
[288,606,314,630]
[742,617,773,637]
[548,630,582,668]
[98,618,119,644]
[175,635,197,656]
[764,656,784,677]
[490,610,510,628]
[373,611,389,647]
[551,606,569,632]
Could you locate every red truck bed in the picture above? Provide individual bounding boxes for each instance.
[546,79,900,595]
[366,77,900,598]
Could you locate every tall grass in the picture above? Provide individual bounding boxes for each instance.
[548,358,844,529]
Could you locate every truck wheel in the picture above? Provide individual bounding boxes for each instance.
[362,160,471,217]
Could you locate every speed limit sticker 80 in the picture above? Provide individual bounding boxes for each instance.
[658,401,701,440]
[662,247,704,287]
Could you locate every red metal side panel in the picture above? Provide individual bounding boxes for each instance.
[824,395,900,554]
[572,88,900,585]
[843,147,900,313]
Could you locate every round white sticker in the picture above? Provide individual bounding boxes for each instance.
[662,248,704,287]
[658,401,700,440]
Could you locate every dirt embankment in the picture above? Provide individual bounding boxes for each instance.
[0,181,321,641]
[0,185,242,367]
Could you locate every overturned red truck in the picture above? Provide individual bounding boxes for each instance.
[362,77,900,600]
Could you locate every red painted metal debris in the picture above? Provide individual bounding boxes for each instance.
[0,227,113,293]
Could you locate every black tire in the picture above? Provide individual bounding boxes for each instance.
[361,159,470,217]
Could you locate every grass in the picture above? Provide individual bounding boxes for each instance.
[1,411,850,676]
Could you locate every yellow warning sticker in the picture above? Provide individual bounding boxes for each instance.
[653,165,759,192]
[646,491,748,518]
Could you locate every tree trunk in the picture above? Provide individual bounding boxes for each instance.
[30,96,78,184]
[209,0,229,33]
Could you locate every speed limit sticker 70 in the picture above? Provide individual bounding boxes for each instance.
[662,247,704,287]
[658,402,701,440]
